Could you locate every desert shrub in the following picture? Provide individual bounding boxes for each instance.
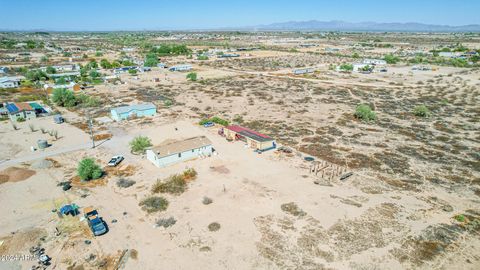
[129,136,152,154]
[202,196,213,205]
[152,174,187,195]
[156,217,176,228]
[186,72,197,81]
[116,178,136,188]
[152,168,197,195]
[183,168,197,180]
[52,88,76,107]
[454,214,466,222]
[17,117,26,122]
[208,222,221,231]
[281,202,307,217]
[339,63,353,71]
[77,158,103,181]
[139,196,168,213]
[354,104,376,122]
[413,105,431,118]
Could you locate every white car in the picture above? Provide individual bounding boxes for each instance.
[108,155,124,167]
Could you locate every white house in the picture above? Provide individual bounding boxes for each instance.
[362,59,387,65]
[0,76,23,88]
[110,103,156,121]
[147,136,213,168]
[169,64,192,72]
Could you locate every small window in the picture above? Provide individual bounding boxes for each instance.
[192,149,194,152]
[178,153,181,158]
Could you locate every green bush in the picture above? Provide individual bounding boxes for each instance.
[186,72,197,81]
[139,196,169,213]
[52,88,77,107]
[77,158,103,181]
[384,54,400,64]
[197,55,209,60]
[339,64,353,71]
[354,104,376,122]
[129,136,152,154]
[199,116,229,126]
[16,117,26,122]
[413,105,431,117]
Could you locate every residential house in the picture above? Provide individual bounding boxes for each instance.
[222,125,276,151]
[0,76,22,88]
[293,67,315,75]
[362,59,387,65]
[110,103,156,121]
[6,102,37,121]
[169,64,192,72]
[146,136,213,168]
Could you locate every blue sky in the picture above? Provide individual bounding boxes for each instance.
[1,0,479,31]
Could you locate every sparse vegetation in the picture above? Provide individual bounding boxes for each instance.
[208,222,221,231]
[139,196,169,213]
[186,72,197,81]
[354,104,377,122]
[413,105,431,118]
[116,178,136,188]
[156,217,176,228]
[152,168,197,195]
[129,136,152,154]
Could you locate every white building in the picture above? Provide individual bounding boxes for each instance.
[169,64,192,72]
[0,76,23,88]
[362,59,387,65]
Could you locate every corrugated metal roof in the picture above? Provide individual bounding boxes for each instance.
[112,103,156,115]
[226,125,273,142]
[150,136,212,158]
[6,102,34,113]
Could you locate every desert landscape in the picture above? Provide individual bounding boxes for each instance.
[1,12,480,270]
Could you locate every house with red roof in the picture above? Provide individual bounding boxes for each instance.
[6,102,37,121]
[223,125,276,151]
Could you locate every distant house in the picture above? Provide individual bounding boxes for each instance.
[146,136,213,168]
[362,59,387,65]
[0,67,9,74]
[110,103,156,121]
[219,53,240,58]
[48,71,81,78]
[223,125,276,151]
[0,76,22,88]
[293,67,315,75]
[6,102,37,121]
[113,66,138,74]
[44,82,81,92]
[41,64,79,73]
[169,64,192,72]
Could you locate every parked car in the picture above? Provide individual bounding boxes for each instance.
[203,122,215,127]
[84,206,108,236]
[108,155,124,167]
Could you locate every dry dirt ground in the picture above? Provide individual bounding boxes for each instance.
[0,48,479,270]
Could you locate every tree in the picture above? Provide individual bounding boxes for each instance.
[186,72,197,81]
[413,105,431,118]
[40,56,49,62]
[144,53,158,67]
[100,59,112,69]
[129,136,152,154]
[128,69,137,75]
[354,104,376,122]
[52,88,76,107]
[197,55,209,60]
[77,158,103,181]
[55,77,67,85]
[95,51,103,57]
[25,70,48,82]
[384,54,400,64]
[89,70,100,78]
[46,66,56,74]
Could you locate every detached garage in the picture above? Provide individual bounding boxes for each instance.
[223,125,276,151]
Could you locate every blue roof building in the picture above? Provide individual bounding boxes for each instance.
[110,103,156,121]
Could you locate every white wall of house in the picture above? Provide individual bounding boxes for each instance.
[147,145,213,168]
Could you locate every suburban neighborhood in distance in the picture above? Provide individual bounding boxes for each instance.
[0,1,479,269]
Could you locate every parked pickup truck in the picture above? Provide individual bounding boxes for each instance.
[84,206,108,236]
[108,155,124,167]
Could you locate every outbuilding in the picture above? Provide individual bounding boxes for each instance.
[6,102,37,121]
[146,136,213,168]
[0,76,22,88]
[223,125,276,151]
[169,64,192,72]
[110,103,156,121]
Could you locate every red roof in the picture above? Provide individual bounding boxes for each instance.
[226,125,272,140]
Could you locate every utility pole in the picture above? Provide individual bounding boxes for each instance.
[88,117,95,148]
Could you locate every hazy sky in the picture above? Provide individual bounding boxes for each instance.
[1,0,479,31]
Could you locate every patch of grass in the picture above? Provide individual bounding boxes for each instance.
[454,214,466,222]
[139,196,169,213]
[116,178,136,188]
[156,217,176,228]
[208,222,221,231]
[281,202,307,217]
[413,105,431,118]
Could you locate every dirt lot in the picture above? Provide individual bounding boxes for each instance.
[0,32,479,270]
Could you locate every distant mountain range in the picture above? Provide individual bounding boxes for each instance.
[251,20,480,32]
